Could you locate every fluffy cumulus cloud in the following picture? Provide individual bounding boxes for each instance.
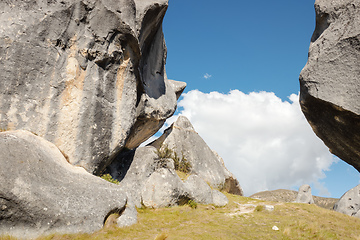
[164,90,336,196]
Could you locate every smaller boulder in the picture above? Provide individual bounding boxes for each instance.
[334,184,360,217]
[184,175,214,205]
[212,190,229,207]
[265,205,275,212]
[295,184,314,204]
[141,168,190,208]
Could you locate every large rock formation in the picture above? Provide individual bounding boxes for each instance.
[334,184,360,217]
[0,130,129,238]
[106,116,242,208]
[299,0,360,171]
[150,116,243,195]
[0,0,185,175]
[105,145,229,208]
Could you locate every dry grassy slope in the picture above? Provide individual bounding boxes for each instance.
[2,193,360,240]
[250,189,339,210]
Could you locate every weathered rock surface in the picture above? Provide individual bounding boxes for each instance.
[141,168,191,208]
[334,184,360,217]
[106,145,230,208]
[0,130,128,238]
[184,175,213,205]
[299,0,360,172]
[0,0,185,175]
[211,189,229,207]
[149,116,243,195]
[105,146,161,207]
[294,184,314,204]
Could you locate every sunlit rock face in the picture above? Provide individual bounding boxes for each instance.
[149,116,244,195]
[0,0,185,174]
[299,0,360,172]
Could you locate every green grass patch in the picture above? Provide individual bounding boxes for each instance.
[155,145,192,174]
[3,193,360,239]
[100,174,120,185]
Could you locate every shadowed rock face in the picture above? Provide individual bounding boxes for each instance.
[299,0,360,171]
[0,0,185,175]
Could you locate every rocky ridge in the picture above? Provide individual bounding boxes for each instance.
[250,189,338,210]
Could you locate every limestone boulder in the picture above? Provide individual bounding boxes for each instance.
[334,184,360,217]
[141,168,191,208]
[0,130,129,238]
[184,175,213,205]
[149,116,243,195]
[211,189,229,207]
[299,0,360,172]
[0,0,185,175]
[294,184,314,204]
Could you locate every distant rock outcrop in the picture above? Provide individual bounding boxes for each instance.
[0,130,129,238]
[299,0,360,172]
[334,184,360,217]
[0,0,185,174]
[294,184,315,204]
[149,116,243,195]
[250,189,338,210]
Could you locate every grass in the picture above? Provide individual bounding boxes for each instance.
[2,193,360,240]
[100,174,120,185]
[155,145,192,174]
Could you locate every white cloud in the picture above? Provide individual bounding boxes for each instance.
[203,73,212,79]
[168,90,336,196]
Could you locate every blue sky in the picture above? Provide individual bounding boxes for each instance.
[160,0,360,198]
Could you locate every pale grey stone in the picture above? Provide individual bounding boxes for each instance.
[334,184,360,217]
[184,175,213,205]
[0,130,128,238]
[0,0,185,175]
[299,0,360,172]
[141,168,190,208]
[212,190,229,207]
[149,116,243,195]
[295,184,314,204]
[265,205,275,211]
[105,146,160,208]
[116,204,138,227]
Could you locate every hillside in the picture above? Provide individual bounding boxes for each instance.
[250,189,339,210]
[2,193,360,240]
